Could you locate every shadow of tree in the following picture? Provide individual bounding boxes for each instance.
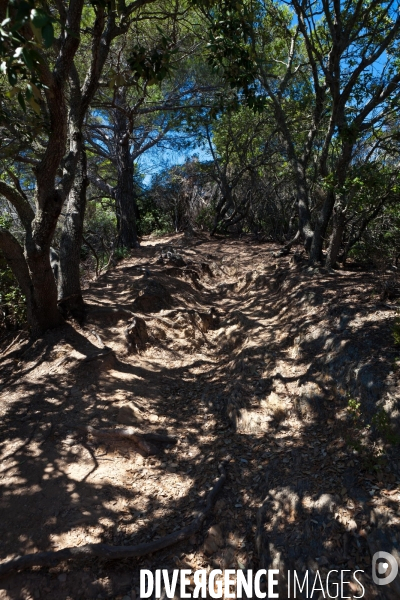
[0,238,399,599]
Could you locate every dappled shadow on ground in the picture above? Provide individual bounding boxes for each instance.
[0,235,399,599]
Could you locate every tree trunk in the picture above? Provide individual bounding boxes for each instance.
[0,0,87,338]
[309,143,353,265]
[26,250,63,336]
[55,11,118,319]
[211,172,234,235]
[58,144,88,320]
[114,91,140,249]
[325,200,346,269]
[23,191,66,335]
[0,177,71,338]
[294,163,314,252]
[309,189,335,264]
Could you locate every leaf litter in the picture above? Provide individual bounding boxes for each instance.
[0,233,399,598]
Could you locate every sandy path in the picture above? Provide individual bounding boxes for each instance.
[0,234,399,599]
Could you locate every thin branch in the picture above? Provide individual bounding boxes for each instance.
[0,181,34,230]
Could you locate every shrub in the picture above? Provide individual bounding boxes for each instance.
[0,253,26,330]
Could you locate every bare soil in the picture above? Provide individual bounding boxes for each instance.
[0,234,399,599]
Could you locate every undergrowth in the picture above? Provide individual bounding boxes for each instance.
[346,397,400,473]
[0,255,26,331]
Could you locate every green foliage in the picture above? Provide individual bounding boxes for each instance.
[128,29,179,87]
[0,214,12,229]
[0,0,56,110]
[347,194,400,269]
[85,200,117,240]
[136,193,171,236]
[347,398,362,422]
[113,246,130,261]
[0,221,26,329]
[145,158,211,234]
[82,199,118,273]
[212,105,267,165]
[201,0,267,111]
[0,255,26,329]
[195,204,214,231]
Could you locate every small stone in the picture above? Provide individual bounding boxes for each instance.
[58,573,67,583]
[117,403,144,425]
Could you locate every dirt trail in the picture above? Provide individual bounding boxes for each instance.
[0,234,399,599]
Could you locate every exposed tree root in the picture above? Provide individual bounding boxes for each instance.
[81,348,114,363]
[0,462,227,578]
[0,331,26,356]
[77,425,177,455]
[272,230,300,257]
[90,330,105,349]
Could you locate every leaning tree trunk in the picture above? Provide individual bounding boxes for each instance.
[309,143,353,265]
[211,173,234,235]
[294,162,314,253]
[114,91,140,249]
[58,144,88,320]
[325,200,346,269]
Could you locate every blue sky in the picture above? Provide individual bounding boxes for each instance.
[137,140,213,187]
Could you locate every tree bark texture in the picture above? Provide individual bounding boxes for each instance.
[325,200,347,269]
[0,0,85,336]
[58,144,88,320]
[114,90,140,249]
[58,9,119,316]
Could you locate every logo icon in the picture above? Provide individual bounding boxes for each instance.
[372,551,398,586]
